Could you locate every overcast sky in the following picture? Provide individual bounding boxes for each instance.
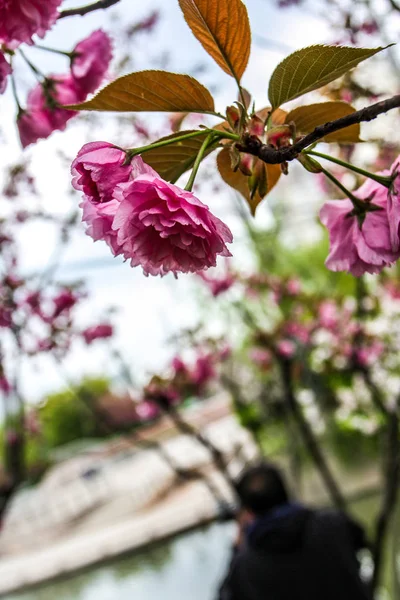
[0,0,335,404]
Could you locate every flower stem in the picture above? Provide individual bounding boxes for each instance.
[127,129,238,158]
[185,132,216,191]
[319,166,366,210]
[18,49,45,80]
[34,44,73,58]
[10,70,22,115]
[305,149,393,188]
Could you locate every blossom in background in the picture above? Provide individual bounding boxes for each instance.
[113,175,233,276]
[0,0,62,46]
[135,400,160,421]
[71,29,112,95]
[320,178,400,276]
[276,339,296,358]
[0,53,11,94]
[0,376,11,394]
[197,268,235,296]
[16,29,112,147]
[52,289,79,319]
[249,347,272,370]
[18,75,85,148]
[191,353,216,390]
[82,324,113,344]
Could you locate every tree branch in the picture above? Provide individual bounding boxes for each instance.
[371,408,400,592]
[58,0,120,19]
[278,357,347,513]
[237,94,400,164]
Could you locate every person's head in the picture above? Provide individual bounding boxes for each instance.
[235,461,289,516]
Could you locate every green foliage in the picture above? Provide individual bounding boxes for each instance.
[268,45,388,108]
[249,225,356,297]
[39,377,110,448]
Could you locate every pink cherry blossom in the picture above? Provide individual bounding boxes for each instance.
[286,278,301,296]
[355,341,384,367]
[52,289,78,318]
[71,142,133,204]
[197,269,235,296]
[0,0,62,46]
[19,75,85,147]
[318,300,339,330]
[80,197,122,255]
[249,347,272,370]
[17,111,53,149]
[0,53,11,94]
[0,376,11,394]
[172,356,188,375]
[284,322,309,344]
[82,324,113,344]
[320,178,400,276]
[113,176,233,276]
[191,353,216,389]
[71,29,112,95]
[387,157,400,252]
[136,400,160,421]
[277,339,296,358]
[27,75,84,130]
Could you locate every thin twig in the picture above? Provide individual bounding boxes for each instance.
[371,408,400,592]
[58,0,120,19]
[237,95,400,164]
[278,357,347,513]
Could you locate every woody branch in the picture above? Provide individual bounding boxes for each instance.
[237,94,400,164]
[58,0,120,19]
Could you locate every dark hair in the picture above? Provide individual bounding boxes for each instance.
[235,462,289,515]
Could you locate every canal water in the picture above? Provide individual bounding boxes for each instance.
[5,494,397,600]
[5,522,236,600]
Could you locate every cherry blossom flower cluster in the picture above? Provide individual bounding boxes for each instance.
[71,142,233,276]
[17,29,112,147]
[320,157,400,276]
[0,2,112,146]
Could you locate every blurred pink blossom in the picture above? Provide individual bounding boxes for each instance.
[0,53,11,94]
[249,347,272,370]
[0,0,62,46]
[277,339,296,358]
[71,29,112,95]
[52,289,78,318]
[197,269,235,296]
[318,300,339,330]
[19,75,85,147]
[82,324,113,344]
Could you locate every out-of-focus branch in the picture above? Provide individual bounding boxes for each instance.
[161,400,236,490]
[387,0,400,13]
[58,0,120,19]
[371,408,400,592]
[278,357,347,513]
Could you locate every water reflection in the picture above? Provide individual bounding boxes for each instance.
[6,522,236,600]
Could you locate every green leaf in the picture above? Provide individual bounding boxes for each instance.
[67,70,215,113]
[178,0,251,81]
[142,130,218,183]
[285,101,361,142]
[268,45,389,108]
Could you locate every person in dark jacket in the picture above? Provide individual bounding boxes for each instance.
[217,461,371,600]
